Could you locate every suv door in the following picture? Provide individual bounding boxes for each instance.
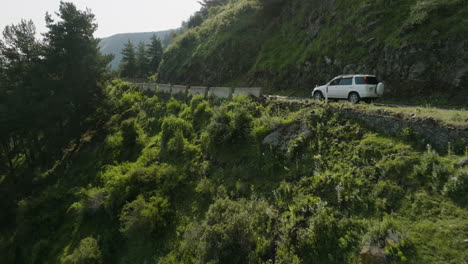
[327,78,341,98]
[338,77,353,98]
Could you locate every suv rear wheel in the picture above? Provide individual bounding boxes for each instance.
[348,92,360,104]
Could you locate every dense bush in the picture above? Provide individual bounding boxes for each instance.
[444,167,468,204]
[119,195,170,237]
[3,81,467,263]
[162,197,276,264]
[61,237,103,264]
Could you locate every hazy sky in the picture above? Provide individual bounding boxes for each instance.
[0,0,201,38]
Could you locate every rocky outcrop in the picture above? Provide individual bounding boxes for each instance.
[266,98,468,154]
[336,106,468,154]
[457,157,468,167]
[262,120,311,154]
[359,230,401,264]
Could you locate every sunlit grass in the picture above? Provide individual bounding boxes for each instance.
[347,102,468,129]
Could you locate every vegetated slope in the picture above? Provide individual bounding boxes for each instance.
[159,0,468,102]
[1,80,467,263]
[100,30,178,69]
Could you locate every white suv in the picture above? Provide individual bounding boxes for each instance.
[312,75,384,103]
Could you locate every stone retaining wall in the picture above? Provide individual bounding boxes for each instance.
[208,87,232,98]
[158,84,171,94]
[172,85,188,95]
[143,83,156,91]
[189,86,208,97]
[233,87,262,98]
[136,83,262,100]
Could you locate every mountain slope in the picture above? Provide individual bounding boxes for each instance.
[1,81,467,263]
[99,30,178,69]
[159,0,468,101]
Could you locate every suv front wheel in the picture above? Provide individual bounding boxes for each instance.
[314,91,324,100]
[348,92,360,104]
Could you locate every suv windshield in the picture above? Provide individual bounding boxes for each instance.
[355,76,378,85]
[329,78,341,85]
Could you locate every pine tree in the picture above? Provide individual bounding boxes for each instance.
[0,19,45,170]
[147,35,163,75]
[198,0,229,8]
[44,2,111,129]
[136,41,149,78]
[119,40,137,78]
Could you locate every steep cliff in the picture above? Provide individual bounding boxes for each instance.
[159,0,468,101]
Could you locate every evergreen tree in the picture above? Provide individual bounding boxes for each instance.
[120,40,137,78]
[136,41,149,78]
[44,1,111,131]
[147,35,163,75]
[198,0,229,8]
[0,19,45,170]
[0,2,112,173]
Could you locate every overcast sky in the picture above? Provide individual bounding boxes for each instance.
[0,0,201,38]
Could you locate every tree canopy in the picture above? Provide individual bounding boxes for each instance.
[119,40,137,78]
[119,35,163,79]
[147,34,163,75]
[0,1,111,175]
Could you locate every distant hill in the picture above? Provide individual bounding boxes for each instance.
[99,30,178,70]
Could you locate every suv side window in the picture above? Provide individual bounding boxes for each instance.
[355,77,366,85]
[329,78,341,86]
[339,77,352,85]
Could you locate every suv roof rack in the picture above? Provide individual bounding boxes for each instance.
[336,74,376,77]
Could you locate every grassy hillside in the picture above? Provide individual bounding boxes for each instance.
[159,0,468,102]
[99,30,179,69]
[1,80,467,263]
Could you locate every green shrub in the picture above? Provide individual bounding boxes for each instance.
[138,96,166,135]
[162,198,275,264]
[68,187,107,219]
[160,116,194,145]
[61,237,103,264]
[128,166,159,193]
[361,218,413,263]
[119,195,170,237]
[121,118,140,148]
[408,0,464,26]
[373,180,405,214]
[101,163,135,215]
[443,167,468,205]
[412,146,451,191]
[192,100,213,131]
[166,97,183,116]
[202,99,254,153]
[294,208,363,263]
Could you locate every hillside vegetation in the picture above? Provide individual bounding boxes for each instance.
[1,2,468,264]
[1,80,467,263]
[159,0,468,102]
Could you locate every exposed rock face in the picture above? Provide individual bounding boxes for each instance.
[457,157,468,167]
[262,120,311,153]
[160,0,467,102]
[359,246,386,264]
[336,107,468,154]
[266,99,468,154]
[359,230,401,264]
